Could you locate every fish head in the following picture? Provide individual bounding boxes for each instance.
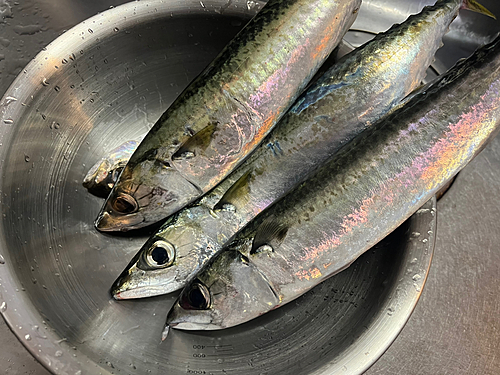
[111,207,222,299]
[94,157,202,231]
[167,247,281,330]
[83,157,119,198]
[83,140,138,198]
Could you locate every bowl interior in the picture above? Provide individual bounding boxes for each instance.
[3,0,498,374]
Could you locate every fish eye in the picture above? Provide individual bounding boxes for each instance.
[111,193,138,214]
[145,240,175,268]
[180,280,211,310]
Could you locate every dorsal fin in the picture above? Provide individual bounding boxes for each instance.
[214,170,253,211]
[462,0,496,19]
[172,123,217,160]
[250,215,288,255]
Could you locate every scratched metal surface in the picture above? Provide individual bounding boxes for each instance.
[0,0,499,374]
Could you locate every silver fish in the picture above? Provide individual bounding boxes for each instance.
[94,0,361,232]
[110,0,493,299]
[166,30,500,331]
[82,42,356,198]
[83,140,140,198]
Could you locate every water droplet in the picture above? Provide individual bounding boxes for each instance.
[422,238,428,243]
[25,334,31,340]
[412,274,422,281]
[387,307,395,316]
[200,0,205,7]
[0,38,10,48]
[247,0,257,10]
[410,258,418,264]
[3,119,14,125]
[4,96,17,104]
[411,232,421,238]
[55,350,63,357]
[62,58,68,64]
[0,254,5,264]
[42,78,49,86]
[54,86,60,92]
[119,325,140,335]
[24,155,30,162]
[88,28,93,33]
[0,302,6,312]
[113,27,119,32]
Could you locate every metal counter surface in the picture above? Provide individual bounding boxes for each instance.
[1,0,499,374]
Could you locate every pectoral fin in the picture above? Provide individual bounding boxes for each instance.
[250,215,289,255]
[214,170,253,211]
[172,123,217,160]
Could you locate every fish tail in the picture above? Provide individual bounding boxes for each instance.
[462,0,496,19]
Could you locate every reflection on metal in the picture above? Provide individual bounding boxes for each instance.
[0,0,499,374]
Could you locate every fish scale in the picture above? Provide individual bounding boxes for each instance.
[95,0,361,232]
[110,0,493,300]
[166,27,500,331]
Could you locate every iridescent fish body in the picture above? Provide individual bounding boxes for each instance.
[110,0,492,299]
[166,32,500,331]
[83,42,356,198]
[83,140,140,198]
[95,0,361,231]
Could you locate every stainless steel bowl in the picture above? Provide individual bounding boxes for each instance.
[0,1,499,374]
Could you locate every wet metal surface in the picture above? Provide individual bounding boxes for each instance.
[0,0,499,374]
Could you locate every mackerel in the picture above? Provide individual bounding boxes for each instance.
[83,140,140,198]
[94,0,361,231]
[166,32,500,331]
[111,0,494,299]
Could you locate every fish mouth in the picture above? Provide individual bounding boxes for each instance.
[113,280,184,300]
[111,262,185,300]
[166,304,221,331]
[168,321,222,331]
[95,210,144,232]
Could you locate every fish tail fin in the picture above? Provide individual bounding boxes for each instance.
[462,0,496,20]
